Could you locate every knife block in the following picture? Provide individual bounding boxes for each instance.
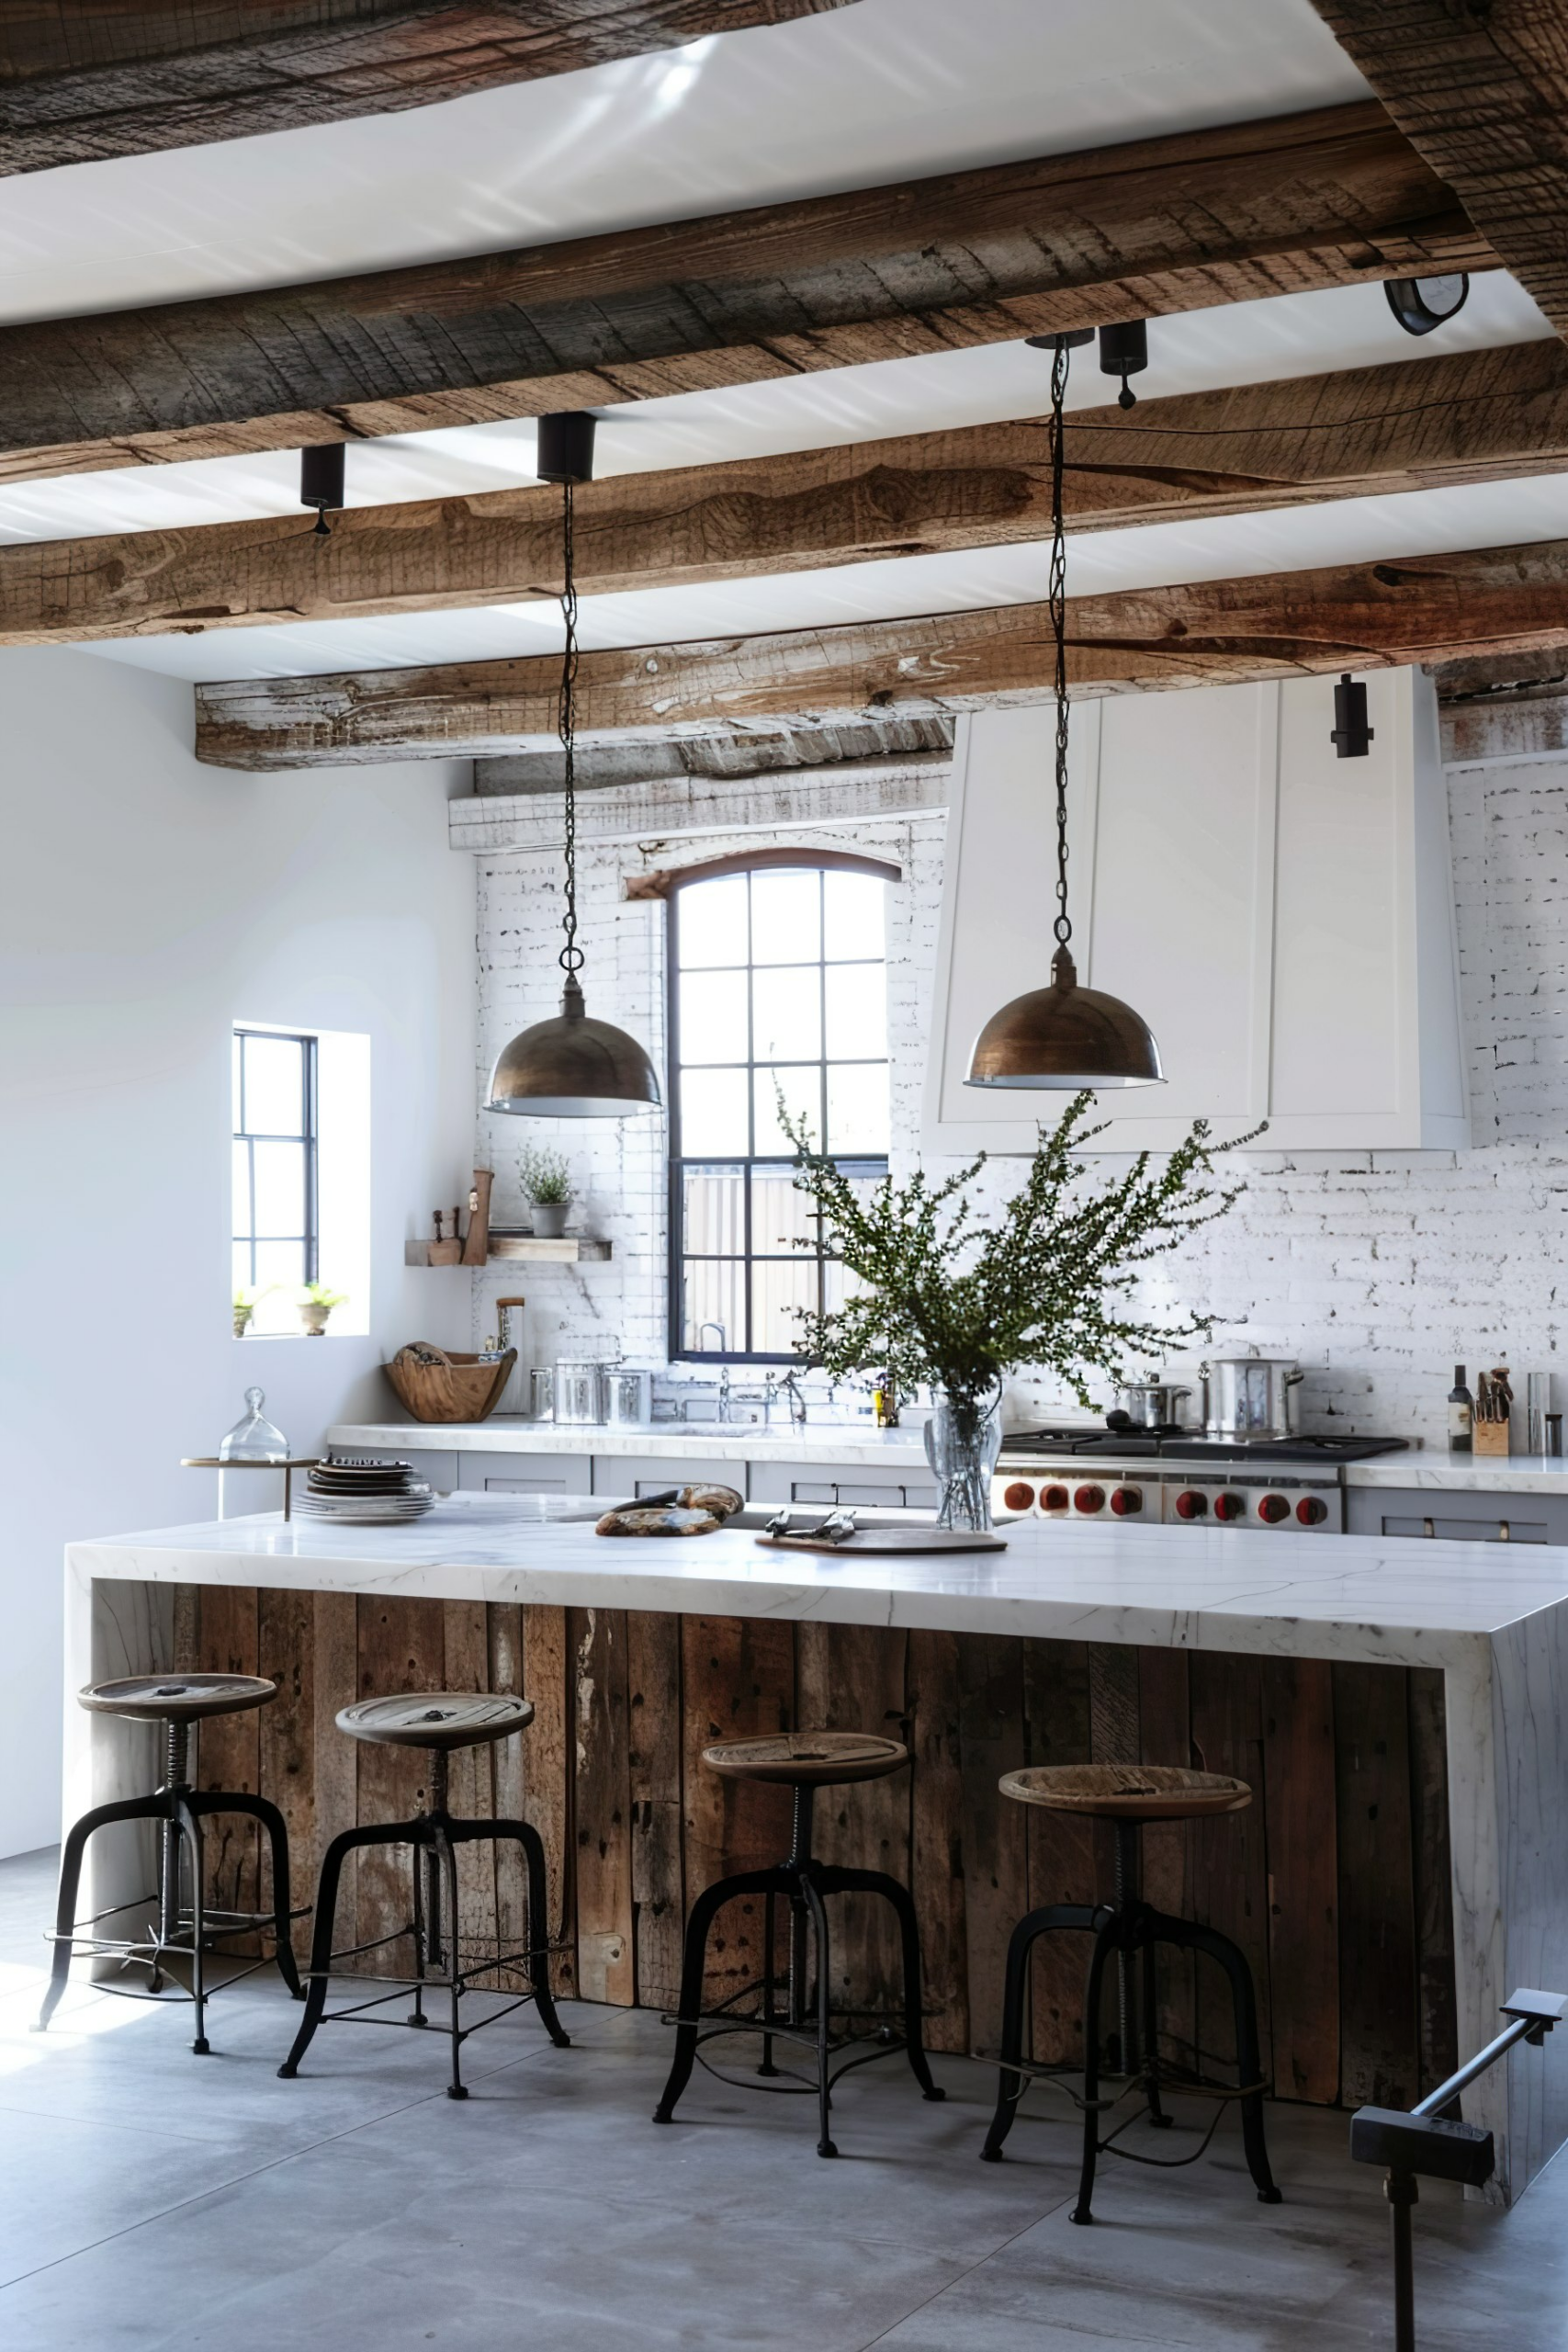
[1473,1419,1511,1455]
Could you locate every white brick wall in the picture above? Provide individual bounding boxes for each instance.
[470,743,1568,1447]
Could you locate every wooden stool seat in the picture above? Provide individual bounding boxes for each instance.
[998,1763,1251,1823]
[335,1692,536,1751]
[79,1672,276,1724]
[703,1731,908,1787]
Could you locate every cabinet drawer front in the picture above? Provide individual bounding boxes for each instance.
[456,1452,592,1495]
[1382,1512,1548,1544]
[789,1477,936,1509]
[590,1456,746,1499]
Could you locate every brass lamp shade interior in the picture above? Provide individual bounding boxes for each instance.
[487,975,662,1118]
[966,947,1163,1090]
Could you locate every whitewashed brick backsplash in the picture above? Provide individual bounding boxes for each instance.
[470,747,1568,1449]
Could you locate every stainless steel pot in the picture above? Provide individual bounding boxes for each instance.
[1113,1379,1192,1430]
[553,1360,609,1425]
[1203,1354,1303,1441]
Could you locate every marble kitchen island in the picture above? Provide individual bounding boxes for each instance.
[63,1499,1568,2204]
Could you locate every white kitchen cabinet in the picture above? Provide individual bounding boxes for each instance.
[923,671,1468,1154]
[456,1450,592,1495]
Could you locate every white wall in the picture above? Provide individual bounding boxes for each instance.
[0,649,476,1858]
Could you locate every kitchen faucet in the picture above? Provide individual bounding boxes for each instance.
[698,1323,731,1424]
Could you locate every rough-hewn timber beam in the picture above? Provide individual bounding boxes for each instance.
[194,536,1568,769]
[1431,644,1568,763]
[1311,3,1568,342]
[0,101,1489,486]
[473,717,955,794]
[10,336,1568,647]
[0,5,855,173]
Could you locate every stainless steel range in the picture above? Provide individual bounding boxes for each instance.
[993,1427,1410,1533]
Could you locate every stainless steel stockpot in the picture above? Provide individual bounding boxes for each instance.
[1113,1379,1192,1430]
[1202,1354,1303,1441]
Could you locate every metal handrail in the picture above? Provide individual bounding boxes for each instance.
[1349,1987,1566,2350]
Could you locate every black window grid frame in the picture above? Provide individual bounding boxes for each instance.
[232,1026,320,1291]
[665,855,895,1366]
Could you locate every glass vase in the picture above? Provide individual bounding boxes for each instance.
[923,1390,1003,1531]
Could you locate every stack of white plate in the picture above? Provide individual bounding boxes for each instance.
[295,1455,434,1524]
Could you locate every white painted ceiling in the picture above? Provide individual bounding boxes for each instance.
[5,0,1558,690]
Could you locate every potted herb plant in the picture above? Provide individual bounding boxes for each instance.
[518,1146,574,1239]
[233,1286,257,1339]
[783,1093,1255,1529]
[298,1282,347,1338]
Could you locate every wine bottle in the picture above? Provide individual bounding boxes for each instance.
[1448,1363,1473,1455]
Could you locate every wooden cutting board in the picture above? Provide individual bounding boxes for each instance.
[755,1528,1007,1556]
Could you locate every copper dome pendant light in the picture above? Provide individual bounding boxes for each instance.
[965,338,1164,1093]
[486,417,661,1119]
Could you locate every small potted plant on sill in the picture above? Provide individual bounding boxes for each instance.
[233,1286,257,1339]
[517,1145,574,1239]
[298,1282,348,1338]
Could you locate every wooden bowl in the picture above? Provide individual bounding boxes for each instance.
[384,1342,517,1424]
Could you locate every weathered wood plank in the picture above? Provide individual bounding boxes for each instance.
[797,1624,909,2028]
[1408,1667,1460,2100]
[520,1605,576,2000]
[311,1592,360,1962]
[196,535,1568,769]
[570,1607,636,2006]
[1189,1653,1271,2083]
[256,1589,315,1964]
[1021,1639,1093,2070]
[956,1634,1028,2067]
[1333,1661,1418,2109]
[1137,1647,1195,2077]
[0,5,854,175]
[906,1627,968,2057]
[626,1610,684,2012]
[680,1615,794,2008]
[0,103,1484,482]
[1261,1658,1339,2105]
[27,340,1568,650]
[196,1587,261,1924]
[353,1596,445,1973]
[485,1602,530,1991]
[443,1600,499,1982]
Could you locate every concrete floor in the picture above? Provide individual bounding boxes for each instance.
[0,1846,1558,2349]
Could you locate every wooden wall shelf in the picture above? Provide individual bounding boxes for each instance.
[404,1237,613,1266]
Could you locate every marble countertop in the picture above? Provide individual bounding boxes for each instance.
[329,1417,933,1469]
[69,1492,1568,1669]
[1344,1455,1568,1493]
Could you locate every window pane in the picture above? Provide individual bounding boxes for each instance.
[678,968,748,1065]
[677,874,749,969]
[753,1065,819,1157]
[680,1068,750,1156]
[682,1164,746,1255]
[824,963,887,1058]
[241,1035,304,1136]
[254,1238,307,1291]
[750,869,820,965]
[231,1030,243,1131]
[750,1168,816,1253]
[751,965,820,1060]
[824,871,886,962]
[682,1260,745,1354]
[750,1258,818,1358]
[231,1140,252,1237]
[232,1240,254,1295]
[826,1063,889,1154]
[252,1138,306,1238]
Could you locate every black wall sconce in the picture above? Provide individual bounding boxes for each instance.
[1331,672,1375,758]
[299,444,344,537]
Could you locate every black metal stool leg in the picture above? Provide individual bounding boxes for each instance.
[979,1902,1096,2160]
[192,1791,304,1998]
[653,1867,789,2126]
[409,1827,431,2027]
[477,1816,570,2048]
[1072,1911,1122,2224]
[434,1825,467,2100]
[1156,1910,1282,2203]
[758,1887,780,2076]
[802,1871,837,2158]
[174,1796,209,2054]
[278,1821,411,2078]
[822,1865,945,2103]
[36,1794,166,2033]
[1142,1929,1170,2127]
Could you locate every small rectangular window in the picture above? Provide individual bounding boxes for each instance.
[232,1027,318,1298]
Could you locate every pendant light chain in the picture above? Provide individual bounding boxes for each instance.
[1049,337,1073,952]
[558,478,584,978]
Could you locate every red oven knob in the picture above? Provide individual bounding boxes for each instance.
[1043,1483,1070,1511]
[1074,1484,1106,1513]
[1110,1486,1142,1515]
[1296,1495,1328,1527]
[1258,1494,1291,1524]
[1212,1490,1246,1521]
[1174,1489,1207,1520]
[1002,1481,1036,1513]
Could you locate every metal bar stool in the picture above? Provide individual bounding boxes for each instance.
[278,1692,569,2099]
[652,1731,946,2157]
[980,1763,1281,2220]
[39,1672,304,2053]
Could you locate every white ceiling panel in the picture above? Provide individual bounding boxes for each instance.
[0,0,1365,323]
[90,469,1568,686]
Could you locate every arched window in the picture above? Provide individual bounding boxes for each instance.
[663,848,898,1363]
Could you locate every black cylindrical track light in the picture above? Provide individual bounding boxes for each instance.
[536,412,598,485]
[1331,672,1375,759]
[299,444,344,536]
[1098,321,1147,409]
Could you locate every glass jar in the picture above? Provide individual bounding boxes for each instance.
[219,1386,288,1461]
[922,1390,1003,1531]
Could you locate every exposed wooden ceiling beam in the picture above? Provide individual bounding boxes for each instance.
[473,717,954,794]
[1311,3,1568,342]
[0,5,855,173]
[0,100,1489,486]
[194,534,1568,768]
[11,333,1564,648]
[1431,643,1568,763]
